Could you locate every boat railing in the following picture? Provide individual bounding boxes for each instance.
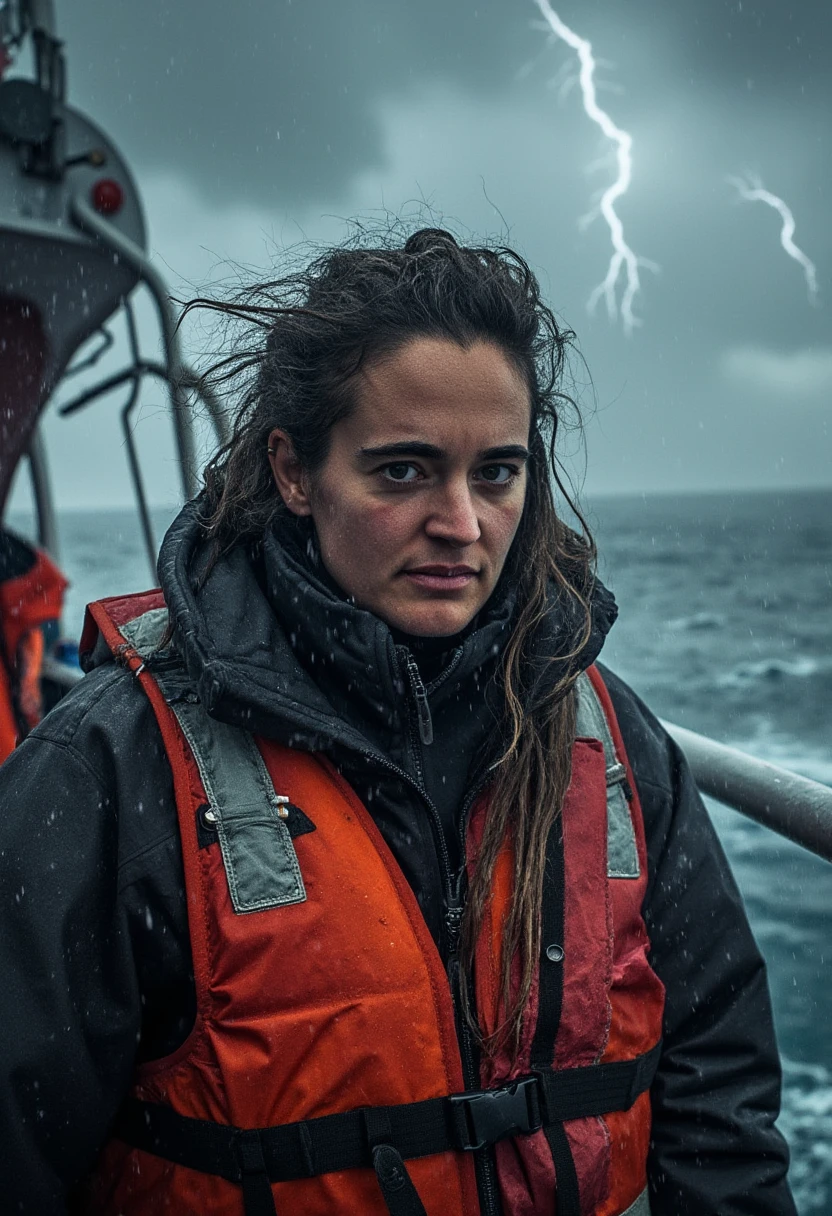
[17,191,231,583]
[57,303,229,583]
[25,426,59,560]
[68,192,231,503]
[662,721,832,863]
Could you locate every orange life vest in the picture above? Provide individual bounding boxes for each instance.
[80,591,665,1216]
[0,540,67,762]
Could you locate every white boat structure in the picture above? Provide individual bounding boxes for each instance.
[1,0,830,859]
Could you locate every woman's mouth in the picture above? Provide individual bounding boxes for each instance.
[403,565,478,592]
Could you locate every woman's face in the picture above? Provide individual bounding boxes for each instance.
[269,337,532,636]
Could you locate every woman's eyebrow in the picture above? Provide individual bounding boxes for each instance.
[359,442,444,459]
[358,442,531,461]
[481,445,531,461]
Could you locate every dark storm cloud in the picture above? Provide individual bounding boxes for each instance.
[62,0,529,206]
[61,1,831,210]
[560,0,831,95]
[28,0,827,505]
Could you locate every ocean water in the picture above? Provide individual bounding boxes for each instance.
[591,489,832,1214]
[8,488,832,1212]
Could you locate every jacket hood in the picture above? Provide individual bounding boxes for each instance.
[154,498,617,761]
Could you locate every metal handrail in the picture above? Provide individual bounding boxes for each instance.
[662,720,832,863]
[26,426,59,560]
[59,360,229,443]
[120,303,157,583]
[57,353,229,582]
[68,194,200,499]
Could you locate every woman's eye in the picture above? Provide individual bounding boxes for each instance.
[478,464,516,484]
[382,462,420,482]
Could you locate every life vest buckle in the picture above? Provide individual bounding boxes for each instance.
[449,1075,542,1152]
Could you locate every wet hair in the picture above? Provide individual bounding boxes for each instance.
[189,227,596,1055]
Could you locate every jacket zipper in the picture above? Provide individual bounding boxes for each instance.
[363,647,501,1215]
[444,873,501,1215]
[400,644,466,747]
[403,651,434,745]
[425,646,464,697]
[454,773,502,1216]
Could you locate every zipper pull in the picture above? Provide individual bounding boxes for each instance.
[405,654,434,745]
[445,902,463,957]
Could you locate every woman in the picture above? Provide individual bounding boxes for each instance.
[0,230,794,1215]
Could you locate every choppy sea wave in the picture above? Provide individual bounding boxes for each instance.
[780,1059,832,1215]
[718,654,832,688]
[666,610,725,632]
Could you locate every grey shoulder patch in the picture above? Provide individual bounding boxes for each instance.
[575,671,640,879]
[169,697,306,914]
[120,607,170,658]
[122,608,306,914]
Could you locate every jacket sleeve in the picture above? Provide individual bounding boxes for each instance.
[0,665,185,1214]
[598,664,797,1216]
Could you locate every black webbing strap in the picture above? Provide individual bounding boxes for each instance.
[364,1107,427,1216]
[236,1129,277,1216]
[530,819,581,1216]
[538,1045,661,1122]
[530,824,565,1071]
[113,1041,661,1215]
[545,1124,579,1216]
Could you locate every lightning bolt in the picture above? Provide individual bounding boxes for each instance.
[729,175,819,304]
[532,0,653,334]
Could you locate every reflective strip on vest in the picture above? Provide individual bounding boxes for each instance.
[120,609,305,913]
[575,670,640,878]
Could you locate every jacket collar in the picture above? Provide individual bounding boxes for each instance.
[155,498,617,759]
[259,516,517,737]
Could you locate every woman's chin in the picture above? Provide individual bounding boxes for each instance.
[378,598,479,638]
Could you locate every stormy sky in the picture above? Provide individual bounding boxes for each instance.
[10,0,832,508]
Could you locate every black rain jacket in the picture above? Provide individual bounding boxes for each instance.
[0,502,796,1214]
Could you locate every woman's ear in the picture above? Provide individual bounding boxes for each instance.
[267,428,313,516]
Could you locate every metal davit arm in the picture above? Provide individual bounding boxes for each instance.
[68,193,200,500]
[26,425,59,560]
[661,719,832,863]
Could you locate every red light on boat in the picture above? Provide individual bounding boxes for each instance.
[91,178,124,216]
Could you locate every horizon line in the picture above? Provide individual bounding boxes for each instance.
[5,481,832,517]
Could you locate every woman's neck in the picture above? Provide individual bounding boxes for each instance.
[281,516,480,676]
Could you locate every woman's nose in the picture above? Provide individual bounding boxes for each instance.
[423,481,482,547]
